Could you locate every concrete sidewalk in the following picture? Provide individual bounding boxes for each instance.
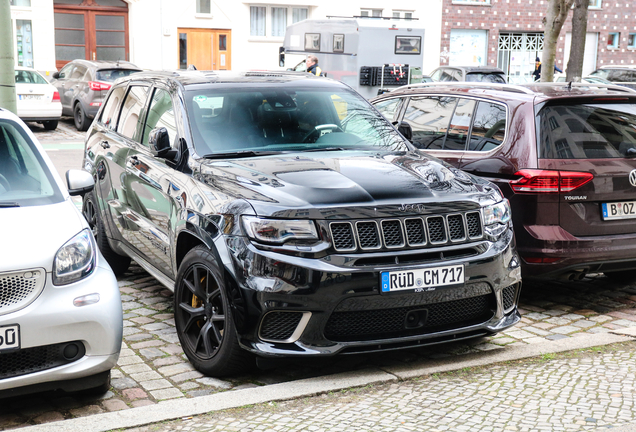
[17,330,636,432]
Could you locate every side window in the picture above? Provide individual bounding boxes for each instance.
[404,96,457,150]
[143,88,178,148]
[59,63,73,79]
[439,70,456,82]
[70,65,87,80]
[430,69,442,81]
[117,85,150,140]
[451,70,463,81]
[444,98,476,151]
[100,85,127,131]
[373,98,402,122]
[469,101,507,151]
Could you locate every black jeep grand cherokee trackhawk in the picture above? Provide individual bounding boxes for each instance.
[82,70,521,376]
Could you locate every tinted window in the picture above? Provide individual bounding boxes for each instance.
[537,103,636,159]
[466,73,507,83]
[143,88,178,148]
[403,96,457,150]
[117,85,150,140]
[96,69,141,82]
[469,101,507,151]
[0,119,63,206]
[444,98,476,151]
[374,98,402,122]
[100,85,127,131]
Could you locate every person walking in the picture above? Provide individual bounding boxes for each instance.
[306,55,324,76]
[532,57,563,81]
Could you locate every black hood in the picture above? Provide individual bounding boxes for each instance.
[197,150,500,219]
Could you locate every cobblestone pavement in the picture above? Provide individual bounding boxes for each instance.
[124,341,636,432]
[26,117,85,142]
[4,125,636,429]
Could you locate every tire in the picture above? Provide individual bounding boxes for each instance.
[42,120,58,130]
[604,270,636,284]
[174,245,253,377]
[74,103,89,131]
[83,192,131,277]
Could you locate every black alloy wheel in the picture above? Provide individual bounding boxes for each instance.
[82,192,131,276]
[174,246,252,377]
[74,103,89,131]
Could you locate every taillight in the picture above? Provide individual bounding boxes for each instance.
[88,81,111,91]
[52,91,60,101]
[510,169,593,193]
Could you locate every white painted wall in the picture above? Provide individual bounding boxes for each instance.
[10,0,56,76]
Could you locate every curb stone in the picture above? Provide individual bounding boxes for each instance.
[18,331,636,432]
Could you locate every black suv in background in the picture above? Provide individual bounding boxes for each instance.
[51,60,141,131]
[371,81,636,282]
[81,70,521,376]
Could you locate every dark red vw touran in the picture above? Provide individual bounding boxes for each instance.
[372,82,636,281]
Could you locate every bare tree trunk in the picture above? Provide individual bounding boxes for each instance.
[541,0,575,82]
[566,0,589,82]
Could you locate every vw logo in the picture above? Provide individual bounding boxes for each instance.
[630,170,636,187]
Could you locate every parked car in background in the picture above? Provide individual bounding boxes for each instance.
[81,70,521,377]
[553,73,613,85]
[589,66,636,90]
[0,108,122,398]
[51,60,141,131]
[14,67,62,130]
[429,66,507,84]
[371,81,636,282]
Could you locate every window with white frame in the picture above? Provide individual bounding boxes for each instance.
[196,0,211,14]
[452,0,490,4]
[250,5,309,38]
[588,0,601,8]
[392,10,413,20]
[628,33,636,49]
[608,32,619,49]
[360,9,382,17]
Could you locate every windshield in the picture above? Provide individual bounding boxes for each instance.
[0,119,63,206]
[96,69,140,82]
[466,73,507,84]
[537,102,636,158]
[185,86,409,156]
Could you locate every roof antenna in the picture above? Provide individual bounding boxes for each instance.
[187,64,197,71]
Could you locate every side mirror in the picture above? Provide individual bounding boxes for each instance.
[52,72,60,79]
[66,169,95,196]
[278,46,285,68]
[394,120,413,143]
[149,127,178,160]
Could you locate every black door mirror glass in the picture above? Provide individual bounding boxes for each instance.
[52,72,60,79]
[394,120,413,142]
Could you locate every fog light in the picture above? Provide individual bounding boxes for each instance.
[63,343,80,360]
[73,293,100,307]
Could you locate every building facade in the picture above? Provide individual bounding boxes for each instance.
[440,0,636,83]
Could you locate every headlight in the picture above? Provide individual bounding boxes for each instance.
[242,216,319,245]
[53,229,96,285]
[483,199,511,238]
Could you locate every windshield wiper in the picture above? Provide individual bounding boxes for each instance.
[202,150,282,160]
[0,202,20,208]
[300,147,348,152]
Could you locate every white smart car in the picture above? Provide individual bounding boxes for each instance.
[0,108,122,397]
[14,67,62,130]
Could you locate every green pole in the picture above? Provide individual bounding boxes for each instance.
[0,0,16,114]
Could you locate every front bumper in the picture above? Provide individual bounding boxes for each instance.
[0,258,122,393]
[225,226,521,357]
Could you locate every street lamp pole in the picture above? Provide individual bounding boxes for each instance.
[0,0,17,114]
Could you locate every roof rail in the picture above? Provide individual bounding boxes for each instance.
[393,81,536,95]
[530,81,636,94]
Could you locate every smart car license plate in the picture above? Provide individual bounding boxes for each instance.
[381,264,464,293]
[602,201,636,220]
[0,324,20,351]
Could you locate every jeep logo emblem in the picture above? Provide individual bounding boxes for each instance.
[630,170,636,187]
[399,204,426,213]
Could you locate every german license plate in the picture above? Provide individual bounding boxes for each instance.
[0,324,20,351]
[18,94,42,100]
[602,201,636,220]
[381,264,464,293]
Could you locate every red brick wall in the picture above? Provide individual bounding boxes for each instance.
[440,0,636,70]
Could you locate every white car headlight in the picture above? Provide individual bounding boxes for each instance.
[242,216,319,245]
[53,229,96,285]
[483,199,511,238]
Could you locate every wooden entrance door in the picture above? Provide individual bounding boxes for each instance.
[178,29,231,70]
[54,1,129,70]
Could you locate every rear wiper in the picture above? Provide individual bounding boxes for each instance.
[202,150,281,160]
[0,202,20,208]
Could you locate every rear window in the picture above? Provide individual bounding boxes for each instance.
[466,73,506,84]
[14,70,48,84]
[96,69,140,82]
[537,103,636,159]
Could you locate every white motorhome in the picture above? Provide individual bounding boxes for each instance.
[281,17,427,99]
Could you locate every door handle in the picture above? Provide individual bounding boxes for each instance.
[100,140,110,149]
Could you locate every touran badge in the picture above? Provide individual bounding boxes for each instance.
[630,170,636,187]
